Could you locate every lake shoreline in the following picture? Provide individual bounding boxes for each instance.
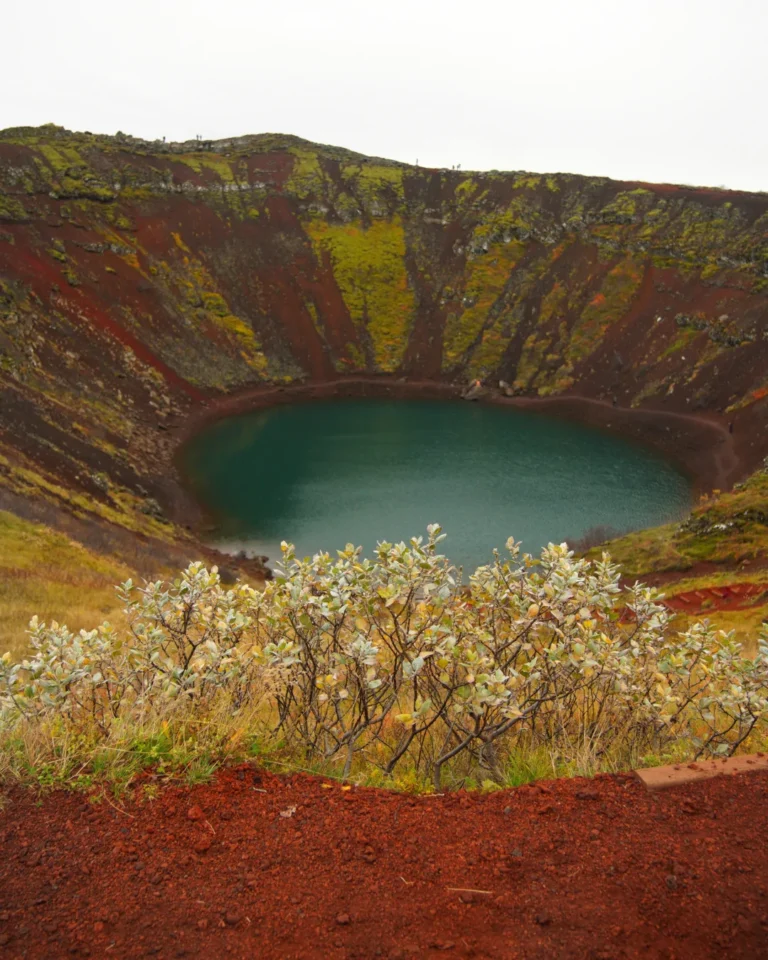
[171,376,745,506]
[174,388,696,572]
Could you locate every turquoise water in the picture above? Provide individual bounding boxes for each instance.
[180,399,692,572]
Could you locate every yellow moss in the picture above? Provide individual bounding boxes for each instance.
[305,218,415,372]
[455,178,478,200]
[0,453,177,543]
[37,144,83,173]
[443,241,527,371]
[304,299,322,335]
[344,342,367,369]
[514,333,551,389]
[472,198,537,245]
[342,164,405,205]
[600,189,652,223]
[177,154,235,182]
[285,148,326,199]
[512,284,572,392]
[540,281,568,326]
[171,231,191,253]
[0,195,28,221]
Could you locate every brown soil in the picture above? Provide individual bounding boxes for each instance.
[2,767,767,960]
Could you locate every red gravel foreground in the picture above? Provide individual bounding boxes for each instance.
[1,767,767,960]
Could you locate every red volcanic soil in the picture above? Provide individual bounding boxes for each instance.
[1,767,767,959]
[663,581,768,614]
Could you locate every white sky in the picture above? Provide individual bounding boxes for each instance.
[4,0,767,191]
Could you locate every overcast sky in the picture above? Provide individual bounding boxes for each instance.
[4,0,766,191]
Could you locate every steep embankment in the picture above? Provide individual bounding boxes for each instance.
[0,124,766,593]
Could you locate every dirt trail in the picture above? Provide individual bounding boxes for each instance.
[1,766,767,959]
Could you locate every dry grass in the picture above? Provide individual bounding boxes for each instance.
[668,603,768,656]
[0,510,135,659]
[653,570,768,655]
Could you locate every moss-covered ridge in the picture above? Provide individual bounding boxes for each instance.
[2,125,766,389]
[0,125,766,580]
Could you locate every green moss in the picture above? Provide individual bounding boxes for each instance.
[594,468,768,577]
[443,240,526,373]
[659,327,698,360]
[565,258,644,365]
[512,281,569,390]
[177,154,235,183]
[284,148,326,200]
[37,144,83,173]
[513,174,541,190]
[305,218,415,372]
[341,164,405,208]
[0,195,29,222]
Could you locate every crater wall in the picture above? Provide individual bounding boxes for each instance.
[0,126,766,553]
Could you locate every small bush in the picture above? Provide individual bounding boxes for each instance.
[1,527,767,790]
[569,524,624,552]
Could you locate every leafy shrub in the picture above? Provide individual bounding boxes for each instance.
[1,528,767,789]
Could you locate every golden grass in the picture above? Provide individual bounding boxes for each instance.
[668,603,768,656]
[0,511,133,659]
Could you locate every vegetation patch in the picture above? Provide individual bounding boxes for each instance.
[565,258,644,366]
[0,511,132,660]
[2,530,766,793]
[442,240,526,372]
[591,464,768,576]
[305,218,416,371]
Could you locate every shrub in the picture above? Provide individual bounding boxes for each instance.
[1,528,767,790]
[568,524,624,552]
